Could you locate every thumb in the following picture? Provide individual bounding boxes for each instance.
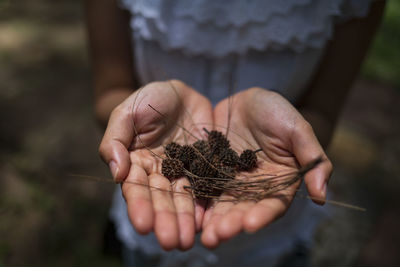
[99,105,134,182]
[291,121,333,204]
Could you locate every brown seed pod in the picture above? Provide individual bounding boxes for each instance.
[178,145,196,168]
[214,161,236,180]
[161,158,185,179]
[192,182,218,200]
[219,148,239,167]
[190,158,217,178]
[238,149,258,171]
[208,130,230,152]
[165,142,182,159]
[189,158,205,176]
[193,140,210,156]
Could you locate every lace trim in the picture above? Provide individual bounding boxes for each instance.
[173,0,313,28]
[120,0,372,56]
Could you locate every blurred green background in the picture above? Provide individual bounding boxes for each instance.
[362,0,400,87]
[0,1,399,267]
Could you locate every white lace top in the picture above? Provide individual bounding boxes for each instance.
[121,0,371,56]
[111,0,372,266]
[118,0,372,105]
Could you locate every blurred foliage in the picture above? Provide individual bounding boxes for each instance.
[362,0,400,88]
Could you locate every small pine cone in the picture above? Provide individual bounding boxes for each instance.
[238,149,257,171]
[190,158,216,178]
[213,160,235,180]
[192,184,212,200]
[208,152,221,166]
[162,158,184,179]
[189,175,205,188]
[216,165,236,180]
[165,142,182,159]
[186,173,198,186]
[193,140,210,156]
[219,148,239,167]
[178,145,196,168]
[203,149,215,163]
[208,130,230,152]
[189,159,204,177]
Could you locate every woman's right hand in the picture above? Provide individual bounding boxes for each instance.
[99,80,214,250]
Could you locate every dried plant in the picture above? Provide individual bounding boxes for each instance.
[73,81,365,212]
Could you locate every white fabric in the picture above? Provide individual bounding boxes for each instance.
[132,39,324,104]
[111,0,372,266]
[111,184,329,266]
[120,0,372,57]
[111,186,219,265]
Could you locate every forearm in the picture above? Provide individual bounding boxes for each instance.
[298,0,386,149]
[85,0,137,127]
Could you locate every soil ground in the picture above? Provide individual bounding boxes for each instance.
[1,1,399,266]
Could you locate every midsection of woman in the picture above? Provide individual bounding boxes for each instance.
[106,0,375,266]
[133,38,324,105]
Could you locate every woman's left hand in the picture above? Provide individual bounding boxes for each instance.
[201,87,332,248]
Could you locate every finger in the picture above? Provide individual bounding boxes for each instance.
[303,159,332,204]
[202,201,215,228]
[171,178,196,250]
[194,199,206,232]
[201,201,234,248]
[216,202,253,241]
[201,218,219,249]
[243,197,289,233]
[291,121,333,203]
[99,105,135,182]
[122,163,154,235]
[149,173,180,250]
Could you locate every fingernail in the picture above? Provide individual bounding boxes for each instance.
[109,160,119,180]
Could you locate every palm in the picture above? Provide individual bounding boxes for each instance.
[106,81,213,250]
[102,84,331,250]
[201,88,330,248]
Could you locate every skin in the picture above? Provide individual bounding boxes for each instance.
[99,80,214,250]
[85,0,385,251]
[201,88,331,248]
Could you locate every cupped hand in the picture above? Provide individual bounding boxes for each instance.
[99,80,213,250]
[201,87,332,248]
